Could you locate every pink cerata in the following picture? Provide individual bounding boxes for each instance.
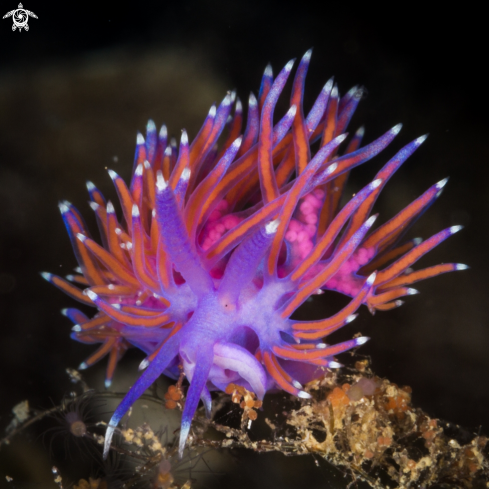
[42,50,467,457]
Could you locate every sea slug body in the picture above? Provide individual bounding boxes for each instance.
[43,50,466,457]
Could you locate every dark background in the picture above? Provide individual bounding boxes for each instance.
[0,1,488,487]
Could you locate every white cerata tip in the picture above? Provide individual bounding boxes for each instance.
[415,134,428,145]
[134,163,143,176]
[450,225,463,234]
[159,124,167,139]
[265,219,280,234]
[391,123,403,135]
[156,171,168,191]
[181,130,188,145]
[356,336,369,345]
[136,133,145,145]
[436,177,449,189]
[366,272,377,286]
[329,361,342,369]
[181,167,191,181]
[132,204,140,217]
[86,290,98,301]
[284,59,295,72]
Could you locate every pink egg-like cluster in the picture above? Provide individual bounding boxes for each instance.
[200,200,242,251]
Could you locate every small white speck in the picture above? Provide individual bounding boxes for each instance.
[108,284,115,290]
[135,300,142,306]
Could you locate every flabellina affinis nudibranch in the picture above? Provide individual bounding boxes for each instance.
[42,50,467,457]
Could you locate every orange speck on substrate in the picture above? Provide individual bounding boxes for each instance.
[165,400,177,410]
[341,383,351,392]
[422,430,436,441]
[407,459,417,471]
[248,409,258,421]
[225,383,236,395]
[364,449,375,459]
[327,386,350,408]
[377,436,392,447]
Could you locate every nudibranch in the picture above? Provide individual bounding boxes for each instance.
[42,50,467,457]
